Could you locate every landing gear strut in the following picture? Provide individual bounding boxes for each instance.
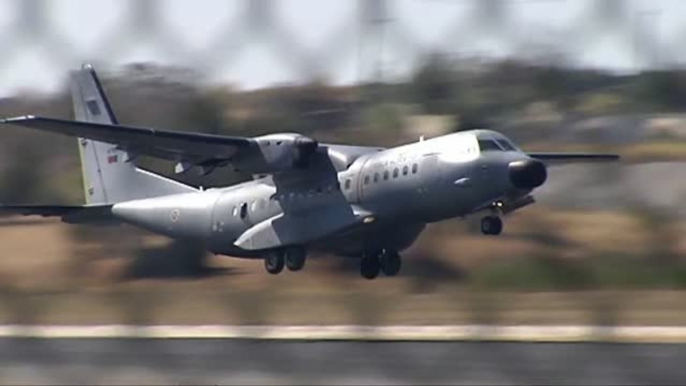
[264,251,285,274]
[360,250,402,280]
[481,216,503,236]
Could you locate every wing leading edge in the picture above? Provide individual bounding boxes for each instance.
[1,115,383,176]
[2,115,252,166]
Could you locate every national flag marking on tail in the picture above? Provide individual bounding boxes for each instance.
[107,155,118,164]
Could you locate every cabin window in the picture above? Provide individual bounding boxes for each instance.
[393,168,399,178]
[345,179,351,190]
[374,173,379,183]
[383,171,389,180]
[251,201,258,212]
[403,165,409,176]
[412,164,418,174]
[364,176,370,185]
[240,203,248,219]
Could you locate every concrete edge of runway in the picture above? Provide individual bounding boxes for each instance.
[2,324,686,343]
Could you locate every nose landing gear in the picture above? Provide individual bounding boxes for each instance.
[481,215,503,236]
[381,250,401,277]
[360,254,381,280]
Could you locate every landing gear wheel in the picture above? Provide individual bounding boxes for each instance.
[264,252,285,275]
[381,251,401,277]
[285,247,307,272]
[481,216,503,236]
[360,255,381,280]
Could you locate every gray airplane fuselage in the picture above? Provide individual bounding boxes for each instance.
[111,129,538,259]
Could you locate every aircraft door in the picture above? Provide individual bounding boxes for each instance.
[356,156,375,203]
[419,154,444,194]
[416,153,454,219]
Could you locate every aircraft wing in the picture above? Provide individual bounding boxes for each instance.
[0,204,116,224]
[1,115,381,175]
[528,152,620,165]
[2,115,251,166]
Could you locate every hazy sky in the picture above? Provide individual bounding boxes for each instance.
[0,0,683,97]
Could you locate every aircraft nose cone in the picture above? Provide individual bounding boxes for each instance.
[509,159,547,190]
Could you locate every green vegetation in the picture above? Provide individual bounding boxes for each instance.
[471,256,686,291]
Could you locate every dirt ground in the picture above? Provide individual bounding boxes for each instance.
[0,209,684,326]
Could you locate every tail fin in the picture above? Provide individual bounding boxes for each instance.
[72,64,196,204]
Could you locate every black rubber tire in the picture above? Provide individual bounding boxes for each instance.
[481,216,503,236]
[285,247,307,272]
[491,217,503,235]
[381,251,402,277]
[265,252,285,275]
[360,256,381,280]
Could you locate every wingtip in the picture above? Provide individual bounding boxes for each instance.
[1,115,36,124]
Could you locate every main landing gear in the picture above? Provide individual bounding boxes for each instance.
[265,251,285,274]
[285,247,307,271]
[481,215,503,236]
[360,250,402,280]
[264,247,307,275]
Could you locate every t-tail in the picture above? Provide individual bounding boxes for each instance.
[72,64,196,205]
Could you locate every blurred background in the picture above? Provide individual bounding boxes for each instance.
[0,0,684,331]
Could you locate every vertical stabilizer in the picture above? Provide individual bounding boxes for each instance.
[71,64,196,204]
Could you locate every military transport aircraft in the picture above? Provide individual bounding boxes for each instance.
[0,65,619,279]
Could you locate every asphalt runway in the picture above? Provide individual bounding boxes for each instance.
[1,338,686,385]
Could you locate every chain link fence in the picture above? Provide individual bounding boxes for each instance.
[0,0,684,323]
[0,0,681,95]
[0,2,684,383]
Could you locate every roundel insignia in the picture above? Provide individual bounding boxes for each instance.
[170,209,180,222]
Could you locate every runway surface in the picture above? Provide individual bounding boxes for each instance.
[2,338,686,385]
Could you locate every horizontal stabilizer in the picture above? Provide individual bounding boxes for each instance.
[0,204,116,224]
[528,152,620,165]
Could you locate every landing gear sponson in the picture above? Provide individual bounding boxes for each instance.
[360,249,402,280]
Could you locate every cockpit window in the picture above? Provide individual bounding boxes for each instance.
[495,139,517,151]
[478,139,502,152]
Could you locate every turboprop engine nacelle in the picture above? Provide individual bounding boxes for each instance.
[233,133,319,174]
